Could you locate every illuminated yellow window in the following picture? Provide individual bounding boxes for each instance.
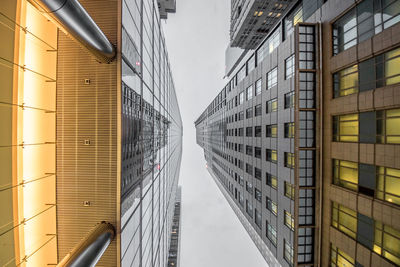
[385,47,400,85]
[374,222,400,266]
[330,244,355,267]
[331,202,357,239]
[386,109,400,144]
[266,149,277,163]
[266,124,277,138]
[284,211,294,231]
[333,114,359,142]
[284,152,295,169]
[267,173,277,189]
[377,166,400,205]
[333,159,358,191]
[267,98,278,113]
[333,64,359,97]
[285,182,295,200]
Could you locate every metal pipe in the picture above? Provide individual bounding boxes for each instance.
[28,0,116,63]
[57,222,115,267]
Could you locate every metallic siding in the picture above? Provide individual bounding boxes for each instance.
[56,1,119,265]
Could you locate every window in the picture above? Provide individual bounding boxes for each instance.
[333,0,400,55]
[255,188,262,202]
[238,111,244,120]
[266,98,277,113]
[284,240,294,266]
[284,92,294,109]
[331,202,357,239]
[266,221,277,246]
[330,244,356,267]
[377,166,400,205]
[255,78,262,95]
[237,65,246,82]
[254,167,262,180]
[333,159,358,191]
[284,4,303,40]
[333,114,359,142]
[246,181,253,193]
[254,126,262,137]
[247,55,256,73]
[255,104,262,116]
[246,163,253,175]
[285,182,295,200]
[374,222,400,266]
[285,55,295,79]
[284,122,295,138]
[266,149,277,163]
[246,107,253,118]
[267,67,278,89]
[284,152,295,168]
[266,124,277,138]
[266,197,277,215]
[239,192,244,206]
[255,209,262,228]
[238,127,244,136]
[333,64,358,97]
[246,85,253,100]
[239,91,244,105]
[267,173,277,189]
[246,145,253,156]
[284,211,295,231]
[246,199,253,217]
[377,108,400,144]
[246,127,253,137]
[333,47,400,98]
[254,147,261,159]
[385,48,400,85]
[238,144,243,153]
[257,29,281,62]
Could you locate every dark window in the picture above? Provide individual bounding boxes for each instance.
[255,126,262,137]
[246,107,253,118]
[255,147,261,159]
[284,92,295,109]
[246,127,253,137]
[255,167,262,180]
[246,145,253,156]
[255,104,262,116]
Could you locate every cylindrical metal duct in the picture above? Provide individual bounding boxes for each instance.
[28,0,116,63]
[57,222,116,267]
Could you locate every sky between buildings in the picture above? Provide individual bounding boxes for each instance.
[163,1,267,266]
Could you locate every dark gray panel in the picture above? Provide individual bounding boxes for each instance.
[357,213,374,249]
[359,111,376,143]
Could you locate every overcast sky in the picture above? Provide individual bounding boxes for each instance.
[163,1,267,267]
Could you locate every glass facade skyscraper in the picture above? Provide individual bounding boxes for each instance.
[0,0,182,266]
[196,0,400,266]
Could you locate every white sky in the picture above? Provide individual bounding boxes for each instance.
[163,1,267,266]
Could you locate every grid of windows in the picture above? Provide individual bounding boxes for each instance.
[333,0,400,55]
[267,67,278,89]
[333,47,400,98]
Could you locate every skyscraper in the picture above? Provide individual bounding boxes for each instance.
[0,0,182,266]
[167,187,182,267]
[196,0,400,266]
